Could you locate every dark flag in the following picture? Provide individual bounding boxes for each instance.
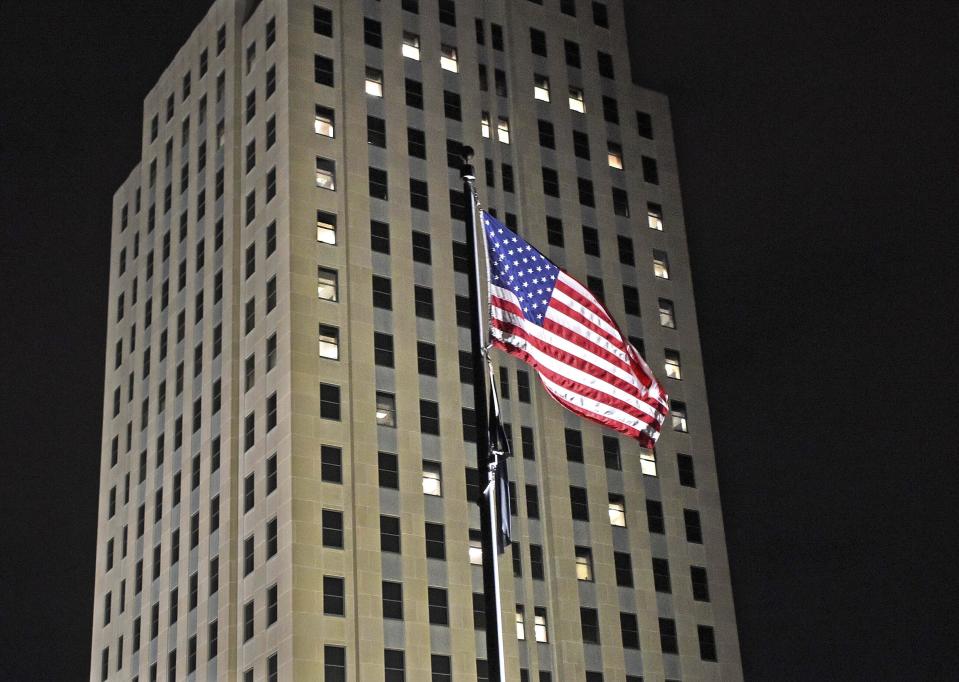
[487,385,512,552]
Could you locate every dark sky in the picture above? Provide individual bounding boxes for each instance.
[2,1,957,680]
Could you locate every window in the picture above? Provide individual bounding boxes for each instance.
[570,486,589,521]
[314,55,334,86]
[598,51,615,78]
[602,436,621,470]
[425,522,445,559]
[519,426,535,461]
[533,74,550,101]
[314,6,332,35]
[565,428,583,462]
[481,112,490,139]
[440,44,458,72]
[444,90,461,120]
[319,383,341,420]
[420,400,440,435]
[573,130,590,159]
[578,177,595,207]
[265,66,276,98]
[382,581,403,619]
[648,202,664,230]
[593,1,609,27]
[689,565,712,601]
[497,118,510,144]
[321,445,342,483]
[455,295,470,327]
[368,219,391,254]
[405,78,423,108]
[665,349,682,379]
[432,655,451,682]
[315,157,335,190]
[615,551,633,587]
[380,514,401,552]
[372,275,392,309]
[608,495,627,526]
[325,646,346,681]
[542,167,559,197]
[653,249,671,279]
[582,225,600,256]
[685,508,703,543]
[402,32,420,60]
[580,608,600,644]
[365,67,383,97]
[698,624,718,661]
[659,298,676,328]
[438,0,456,25]
[641,450,657,476]
[537,119,555,148]
[530,544,544,580]
[647,499,665,533]
[373,332,395,367]
[671,400,688,432]
[653,557,672,592]
[322,509,343,548]
[637,110,654,138]
[244,535,255,576]
[373,452,399,492]
[422,461,442,495]
[428,587,449,625]
[410,179,429,211]
[530,28,547,56]
[369,167,388,200]
[317,267,338,301]
[367,115,386,148]
[323,575,344,615]
[515,606,526,640]
[605,142,625,170]
[244,474,255,513]
[678,453,697,487]
[416,342,437,376]
[364,17,382,48]
[385,649,405,682]
[267,583,278,626]
[407,127,426,159]
[414,285,434,319]
[603,95,619,124]
[660,617,679,654]
[642,155,660,184]
[315,105,334,137]
[525,485,540,519]
[621,612,640,649]
[376,392,396,427]
[319,324,339,359]
[468,529,483,565]
[568,87,585,113]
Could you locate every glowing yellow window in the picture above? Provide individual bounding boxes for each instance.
[607,142,623,169]
[402,32,420,60]
[653,250,670,279]
[665,349,682,380]
[422,461,442,496]
[640,450,657,477]
[497,118,510,144]
[568,87,585,113]
[481,112,490,138]
[533,74,550,102]
[440,44,458,72]
[608,495,627,527]
[365,67,383,97]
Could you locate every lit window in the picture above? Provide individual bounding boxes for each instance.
[440,44,458,72]
[640,450,657,476]
[658,298,676,328]
[533,74,550,101]
[664,349,682,379]
[671,400,688,433]
[497,118,510,144]
[568,87,585,113]
[319,324,339,359]
[317,267,338,301]
[534,608,549,643]
[469,530,483,565]
[376,392,396,427]
[607,142,623,169]
[608,495,627,527]
[653,250,670,279]
[515,607,526,640]
[316,210,336,244]
[315,157,335,190]
[365,67,383,97]
[422,461,442,496]
[647,202,664,230]
[481,112,490,138]
[574,546,593,581]
[314,105,334,137]
[402,32,420,60]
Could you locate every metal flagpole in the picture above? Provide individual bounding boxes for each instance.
[461,146,507,682]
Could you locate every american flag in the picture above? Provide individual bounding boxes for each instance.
[483,211,669,448]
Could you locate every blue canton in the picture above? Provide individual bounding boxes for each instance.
[483,212,559,327]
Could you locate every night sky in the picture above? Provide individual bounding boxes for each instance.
[2,1,957,679]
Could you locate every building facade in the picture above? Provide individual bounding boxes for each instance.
[90,0,742,680]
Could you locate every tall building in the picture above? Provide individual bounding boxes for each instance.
[90,0,742,680]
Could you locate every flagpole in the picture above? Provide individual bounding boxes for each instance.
[461,146,507,682]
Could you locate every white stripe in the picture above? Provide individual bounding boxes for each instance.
[491,324,662,421]
[555,272,624,340]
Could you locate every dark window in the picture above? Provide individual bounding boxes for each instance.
[266,391,277,429]
[382,581,403,619]
[613,187,630,216]
[617,235,635,265]
[593,1,609,27]
[244,535,254,575]
[637,111,654,139]
[570,486,589,521]
[414,285,434,319]
[642,156,660,184]
[542,167,559,197]
[578,177,595,207]
[314,55,334,86]
[546,216,564,246]
[452,241,470,273]
[431,654,451,681]
[369,167,388,200]
[455,295,471,328]
[374,332,395,367]
[438,0,456,25]
[267,583,278,625]
[420,400,440,435]
[580,607,600,644]
[320,383,341,420]
[698,625,718,661]
[598,51,614,78]
[565,429,584,462]
[565,39,580,67]
[372,275,392,310]
[444,90,461,120]
[691,566,711,601]
[379,515,402,555]
[587,276,605,301]
[621,612,640,649]
[678,454,697,487]
[367,115,386,147]
[573,130,590,159]
[370,220,390,254]
[659,617,678,654]
[385,649,405,682]
[492,23,504,50]
[521,426,535,460]
[322,509,343,548]
[530,544,544,579]
[428,587,449,625]
[403,0,419,12]
[459,350,474,385]
[378,452,399,490]
[417,341,437,376]
[314,6,333,36]
[266,454,277,493]
[410,179,429,211]
[323,575,345,615]
[244,474,255,512]
[647,499,665,533]
[449,188,467,220]
[525,485,540,519]
[363,18,382,48]
[685,509,703,543]
[614,551,633,587]
[603,436,621,470]
[462,407,477,442]
[321,445,342,483]
[653,557,672,592]
[425,522,445,560]
[530,28,547,56]
[582,225,600,256]
[561,0,576,15]
[405,78,423,108]
[325,645,346,681]
[537,120,555,148]
[603,95,619,124]
[623,285,641,316]
[494,69,508,97]
[502,163,515,192]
